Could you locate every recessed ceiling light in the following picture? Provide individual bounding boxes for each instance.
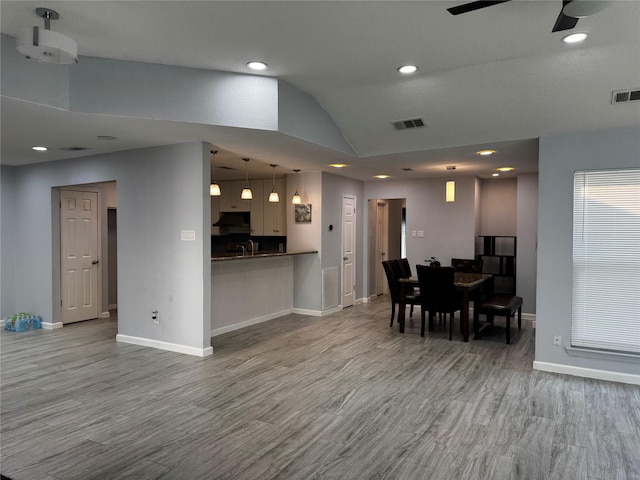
[476,149,496,156]
[397,65,418,74]
[329,163,347,168]
[32,146,48,151]
[97,135,117,141]
[375,175,390,179]
[497,167,515,172]
[562,33,588,44]
[492,173,500,177]
[247,61,268,71]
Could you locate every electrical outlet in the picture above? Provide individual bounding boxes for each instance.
[152,310,159,324]
[553,334,561,346]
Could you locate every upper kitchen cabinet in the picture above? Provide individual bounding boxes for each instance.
[250,181,264,235]
[219,180,251,212]
[264,178,287,236]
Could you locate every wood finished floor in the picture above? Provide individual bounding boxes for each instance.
[1,298,639,480]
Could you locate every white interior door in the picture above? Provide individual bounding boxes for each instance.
[61,190,99,323]
[342,195,356,308]
[376,201,388,295]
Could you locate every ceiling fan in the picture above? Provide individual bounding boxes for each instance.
[447,0,611,32]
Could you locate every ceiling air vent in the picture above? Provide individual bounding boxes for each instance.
[392,118,425,130]
[60,146,90,151]
[611,88,640,104]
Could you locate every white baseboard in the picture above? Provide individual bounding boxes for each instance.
[116,334,213,357]
[42,322,64,330]
[0,319,4,327]
[291,308,323,317]
[99,311,110,319]
[355,298,364,305]
[211,309,292,337]
[533,361,640,386]
[108,304,118,310]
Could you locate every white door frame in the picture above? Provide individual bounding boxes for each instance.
[376,201,389,295]
[342,195,356,308]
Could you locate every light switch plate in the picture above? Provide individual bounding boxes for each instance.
[417,230,424,238]
[411,230,417,238]
[181,230,196,241]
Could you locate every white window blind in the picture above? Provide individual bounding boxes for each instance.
[572,169,640,354]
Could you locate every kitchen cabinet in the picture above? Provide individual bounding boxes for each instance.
[263,178,287,236]
[219,180,251,212]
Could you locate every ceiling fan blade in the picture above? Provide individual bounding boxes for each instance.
[552,1,579,32]
[447,0,511,16]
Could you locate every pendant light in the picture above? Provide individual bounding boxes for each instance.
[209,150,221,196]
[268,164,280,203]
[292,169,302,204]
[241,158,253,200]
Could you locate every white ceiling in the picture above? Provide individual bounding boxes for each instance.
[1,0,639,181]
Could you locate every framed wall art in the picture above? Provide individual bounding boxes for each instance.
[294,204,312,223]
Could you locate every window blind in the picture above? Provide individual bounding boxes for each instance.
[572,169,640,354]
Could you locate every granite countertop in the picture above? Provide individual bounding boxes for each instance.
[211,250,318,262]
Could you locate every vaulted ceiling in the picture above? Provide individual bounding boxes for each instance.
[1,1,639,181]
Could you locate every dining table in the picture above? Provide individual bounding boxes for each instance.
[398,272,493,342]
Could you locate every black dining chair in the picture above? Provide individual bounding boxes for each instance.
[382,259,419,328]
[416,264,462,339]
[398,258,420,296]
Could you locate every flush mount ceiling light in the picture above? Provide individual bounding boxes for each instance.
[374,175,390,179]
[497,167,515,172]
[476,149,496,156]
[247,61,268,71]
[210,150,221,197]
[292,169,302,204]
[268,164,280,203]
[397,65,418,74]
[492,173,500,177]
[241,158,253,200]
[329,163,347,168]
[32,146,48,151]
[16,8,78,64]
[562,32,588,44]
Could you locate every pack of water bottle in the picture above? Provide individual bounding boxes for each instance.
[4,312,42,332]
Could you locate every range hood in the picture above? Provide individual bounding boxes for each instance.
[213,212,250,229]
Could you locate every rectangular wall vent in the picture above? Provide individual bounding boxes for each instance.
[611,88,640,104]
[392,118,425,130]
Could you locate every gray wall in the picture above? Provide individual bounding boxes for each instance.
[517,173,538,314]
[536,127,640,375]
[0,142,212,350]
[479,178,517,236]
[321,172,366,303]
[0,166,17,317]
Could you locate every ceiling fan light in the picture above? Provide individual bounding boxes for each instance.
[562,0,610,18]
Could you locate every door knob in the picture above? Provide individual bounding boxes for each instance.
[343,256,348,261]
[92,260,99,265]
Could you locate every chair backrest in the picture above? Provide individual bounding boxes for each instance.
[382,260,401,302]
[451,258,483,273]
[397,258,412,279]
[416,264,457,310]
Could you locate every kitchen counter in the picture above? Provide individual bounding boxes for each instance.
[211,250,318,262]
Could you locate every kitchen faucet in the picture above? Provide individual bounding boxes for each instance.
[247,239,254,256]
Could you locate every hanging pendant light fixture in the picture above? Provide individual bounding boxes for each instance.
[209,150,221,196]
[268,164,280,203]
[292,169,302,204]
[241,158,253,200]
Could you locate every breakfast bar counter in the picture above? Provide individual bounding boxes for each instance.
[211,250,318,261]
